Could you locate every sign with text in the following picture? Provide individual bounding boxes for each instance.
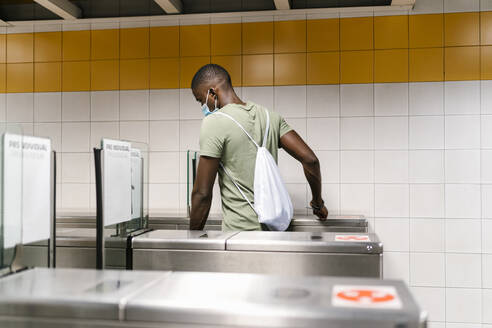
[103,139,132,226]
[3,134,51,247]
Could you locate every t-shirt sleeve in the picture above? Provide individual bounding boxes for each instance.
[199,116,224,158]
[279,116,293,138]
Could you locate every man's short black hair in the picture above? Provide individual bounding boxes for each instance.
[191,63,232,90]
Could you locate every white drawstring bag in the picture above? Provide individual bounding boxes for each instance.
[215,110,293,231]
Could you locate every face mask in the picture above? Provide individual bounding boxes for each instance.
[201,89,218,117]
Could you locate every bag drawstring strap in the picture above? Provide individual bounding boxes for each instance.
[214,109,271,214]
[219,162,257,214]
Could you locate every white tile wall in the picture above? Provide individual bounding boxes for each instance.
[409,150,445,183]
[34,122,62,151]
[374,218,409,251]
[410,218,445,252]
[484,220,492,252]
[7,93,33,123]
[61,122,90,152]
[34,92,61,122]
[482,115,492,148]
[91,91,119,121]
[445,219,482,253]
[411,287,446,322]
[482,150,492,183]
[374,83,408,116]
[90,122,119,148]
[410,252,446,287]
[150,120,180,151]
[383,252,410,283]
[445,115,481,149]
[444,0,480,12]
[410,184,445,218]
[340,151,373,183]
[62,92,90,122]
[409,116,444,149]
[446,288,482,323]
[375,151,408,183]
[409,82,444,115]
[445,81,481,115]
[445,184,481,219]
[340,117,374,150]
[274,86,306,118]
[340,84,373,117]
[410,0,444,14]
[445,150,481,183]
[150,89,179,120]
[306,85,339,117]
[242,86,274,111]
[446,254,482,288]
[375,184,409,218]
[120,90,149,121]
[375,116,408,150]
[306,118,339,150]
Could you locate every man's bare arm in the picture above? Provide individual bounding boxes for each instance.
[189,156,220,230]
[280,130,328,219]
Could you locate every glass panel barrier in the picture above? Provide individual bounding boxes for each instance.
[186,150,199,217]
[1,125,54,274]
[94,138,149,269]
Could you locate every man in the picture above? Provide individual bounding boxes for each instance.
[190,64,328,231]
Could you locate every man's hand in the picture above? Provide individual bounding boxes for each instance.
[310,200,328,220]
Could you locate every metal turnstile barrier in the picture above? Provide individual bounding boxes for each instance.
[132,230,383,278]
[21,228,129,269]
[56,215,369,233]
[0,268,426,328]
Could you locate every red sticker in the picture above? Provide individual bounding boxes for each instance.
[332,285,402,309]
[335,235,370,242]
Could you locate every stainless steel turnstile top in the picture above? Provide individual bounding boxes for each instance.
[126,271,425,328]
[0,268,167,320]
[227,231,382,254]
[132,230,239,250]
[55,228,127,248]
[0,268,426,328]
[290,215,367,227]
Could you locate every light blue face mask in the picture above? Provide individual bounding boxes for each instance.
[201,89,218,117]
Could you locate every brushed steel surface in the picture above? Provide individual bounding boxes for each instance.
[132,249,382,278]
[0,268,167,320]
[126,271,424,328]
[132,230,239,250]
[227,231,382,253]
[0,269,425,328]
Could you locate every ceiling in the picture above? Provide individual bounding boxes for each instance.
[0,0,393,21]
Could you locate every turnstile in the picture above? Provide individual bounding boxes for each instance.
[21,228,128,269]
[132,230,383,278]
[57,215,369,232]
[0,268,427,328]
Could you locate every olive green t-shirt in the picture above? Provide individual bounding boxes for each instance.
[199,101,292,231]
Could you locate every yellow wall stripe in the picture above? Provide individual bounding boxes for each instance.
[1,12,492,93]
